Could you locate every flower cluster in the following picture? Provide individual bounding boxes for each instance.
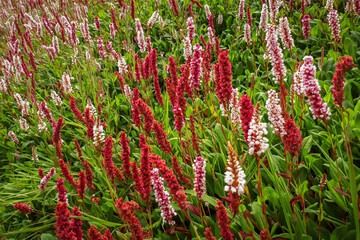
[14,202,32,213]
[183,37,192,60]
[140,141,152,203]
[238,0,245,20]
[247,103,269,157]
[224,142,246,214]
[244,23,251,46]
[259,4,268,31]
[153,121,173,154]
[240,95,254,143]
[265,24,287,83]
[216,199,234,240]
[103,137,117,184]
[115,199,144,240]
[120,131,131,178]
[151,168,177,225]
[193,156,206,200]
[327,10,340,42]
[187,17,195,43]
[331,56,355,106]
[302,15,311,40]
[61,72,74,94]
[214,50,233,105]
[266,89,286,136]
[147,10,159,29]
[136,98,154,132]
[283,118,303,157]
[301,56,331,120]
[56,177,68,203]
[279,17,294,50]
[8,131,19,144]
[39,167,56,189]
[269,0,280,23]
[135,18,146,53]
[189,43,203,90]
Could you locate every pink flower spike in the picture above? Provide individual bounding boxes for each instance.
[301,56,331,120]
[151,168,177,225]
[192,156,206,200]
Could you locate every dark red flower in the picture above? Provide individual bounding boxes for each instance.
[120,131,132,178]
[38,168,44,179]
[115,198,144,240]
[140,143,151,203]
[70,207,83,240]
[136,98,154,132]
[55,202,74,240]
[58,159,77,187]
[214,50,233,105]
[331,56,355,107]
[216,199,234,240]
[69,96,84,123]
[204,227,216,240]
[103,137,116,183]
[153,121,172,154]
[283,118,303,157]
[14,203,31,214]
[84,108,94,141]
[239,95,254,144]
[131,88,142,127]
[171,155,189,184]
[56,177,68,203]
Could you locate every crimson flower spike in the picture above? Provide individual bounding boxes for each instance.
[331,56,355,107]
[120,131,131,178]
[216,199,234,240]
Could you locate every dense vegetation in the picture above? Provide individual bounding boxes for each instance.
[0,0,360,239]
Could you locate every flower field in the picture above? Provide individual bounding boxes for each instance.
[1,0,360,239]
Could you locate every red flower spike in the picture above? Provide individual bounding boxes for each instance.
[69,96,84,123]
[136,98,154,132]
[131,88,142,127]
[153,121,172,154]
[120,131,132,178]
[70,207,83,240]
[38,168,44,179]
[171,155,189,185]
[58,159,77,187]
[14,203,31,214]
[214,50,233,105]
[84,108,94,140]
[283,118,303,157]
[55,202,74,240]
[56,177,67,203]
[204,227,217,240]
[130,0,135,20]
[114,166,125,183]
[103,137,116,183]
[151,154,189,210]
[140,143,151,203]
[88,225,109,240]
[331,56,355,107]
[216,199,234,240]
[115,199,144,240]
[169,0,180,16]
[239,95,254,144]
